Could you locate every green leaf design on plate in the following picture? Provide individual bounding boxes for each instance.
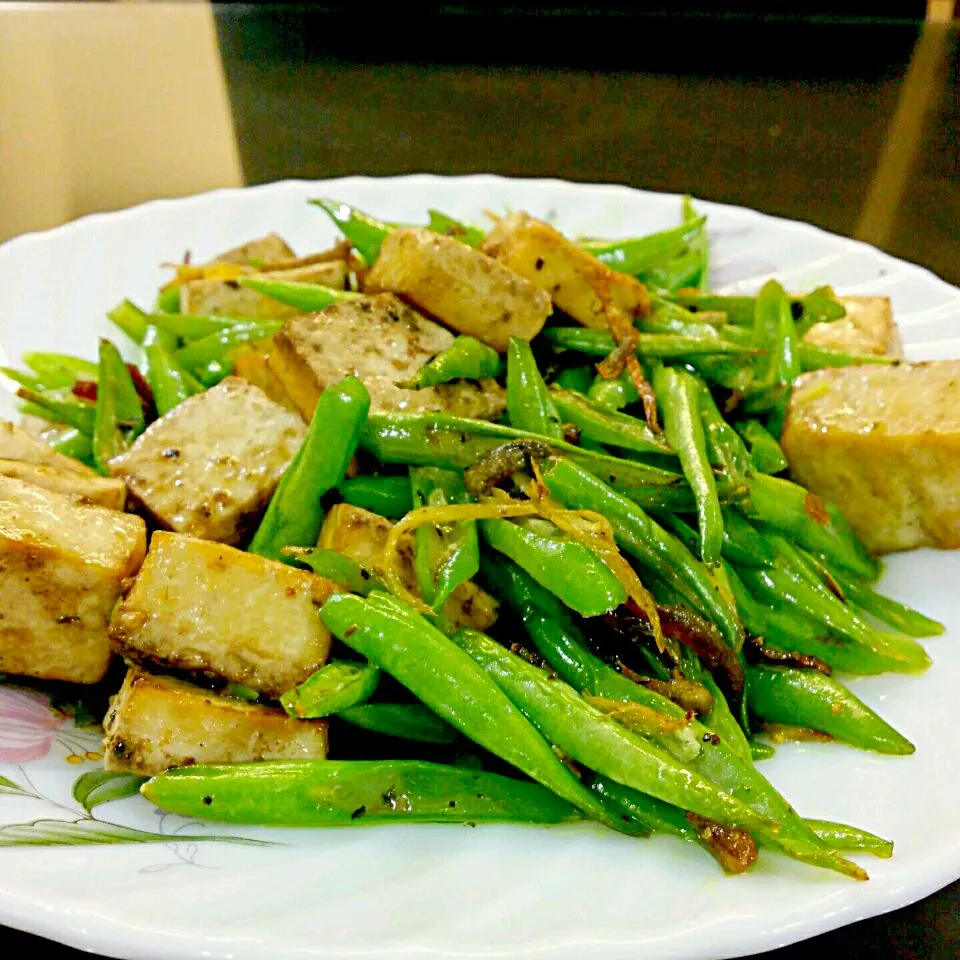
[0,817,268,847]
[72,770,146,812]
[0,776,29,797]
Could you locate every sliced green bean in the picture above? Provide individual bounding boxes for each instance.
[747,280,800,433]
[746,664,914,755]
[15,388,95,435]
[296,547,383,595]
[155,285,181,314]
[22,353,98,388]
[238,276,360,313]
[587,370,639,410]
[736,419,788,474]
[401,336,502,390]
[426,210,485,247]
[281,661,380,718]
[107,299,150,345]
[580,217,706,276]
[338,475,413,518]
[803,819,893,858]
[798,342,898,371]
[827,567,944,638]
[552,364,594,394]
[338,703,458,743]
[506,337,563,439]
[249,377,370,561]
[142,759,582,826]
[551,388,673,457]
[310,198,396,264]
[174,321,283,371]
[682,196,709,292]
[92,339,144,473]
[142,326,201,416]
[544,327,756,359]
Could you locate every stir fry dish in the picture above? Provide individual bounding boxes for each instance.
[1,196,957,880]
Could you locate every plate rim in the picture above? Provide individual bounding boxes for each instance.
[0,173,958,960]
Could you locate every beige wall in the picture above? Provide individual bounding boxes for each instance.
[0,2,242,243]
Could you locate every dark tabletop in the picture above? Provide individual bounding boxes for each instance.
[0,4,958,958]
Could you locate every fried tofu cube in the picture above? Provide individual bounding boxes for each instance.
[181,261,348,319]
[364,228,552,350]
[109,377,306,545]
[268,294,506,420]
[231,350,299,412]
[781,361,960,553]
[110,532,334,697]
[210,233,296,266]
[803,296,902,357]
[103,668,328,775]
[482,211,651,329]
[318,504,498,632]
[0,459,126,510]
[0,476,146,683]
[0,418,98,475]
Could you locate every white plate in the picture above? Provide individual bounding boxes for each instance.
[1,175,959,960]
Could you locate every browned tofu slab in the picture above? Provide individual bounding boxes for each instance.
[803,296,902,357]
[268,294,506,420]
[0,476,146,683]
[110,532,334,697]
[781,361,960,553]
[364,228,552,350]
[231,350,300,412]
[482,211,651,329]
[109,377,306,545]
[0,459,126,510]
[318,503,498,632]
[210,233,296,266]
[0,418,98,476]
[103,667,328,775]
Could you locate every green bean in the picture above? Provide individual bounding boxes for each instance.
[480,517,625,617]
[682,196,709,292]
[681,650,753,764]
[803,819,893,858]
[410,466,479,609]
[22,353,98,388]
[720,508,778,568]
[506,337,563,439]
[146,312,267,342]
[735,564,930,674]
[249,377,370,561]
[338,475,413,518]
[320,591,629,831]
[1,368,47,392]
[14,388,95,434]
[92,339,145,473]
[142,326,201,417]
[543,458,743,648]
[654,366,723,566]
[641,245,708,294]
[338,703,459,743]
[736,419,788,473]
[44,427,95,466]
[793,286,848,337]
[401,336,502,390]
[552,364,594,394]
[155,285,181,314]
[587,370,638,410]
[107,299,150,345]
[142,759,582,826]
[310,198,396,264]
[281,661,380,719]
[579,217,706,276]
[174,321,283,372]
[358,412,690,509]
[295,547,383,595]
[827,567,944,638]
[544,327,756,359]
[747,280,800,433]
[746,665,914,755]
[426,209,486,247]
[192,360,230,388]
[740,474,878,580]
[750,741,776,762]
[551,388,673,457]
[238,276,361,313]
[698,383,751,488]
[674,288,846,328]
[798,342,898,372]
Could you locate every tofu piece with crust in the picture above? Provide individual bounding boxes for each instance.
[364,228,552,350]
[0,459,126,510]
[109,377,306,545]
[103,668,328,775]
[781,361,960,553]
[210,233,296,266]
[482,211,651,329]
[803,296,902,357]
[318,503,498,632]
[0,418,98,475]
[231,350,299,412]
[109,532,334,697]
[268,294,506,420]
[0,476,146,683]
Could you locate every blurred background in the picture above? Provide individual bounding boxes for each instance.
[0,2,957,282]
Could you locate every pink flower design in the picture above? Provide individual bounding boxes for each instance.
[0,687,65,762]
